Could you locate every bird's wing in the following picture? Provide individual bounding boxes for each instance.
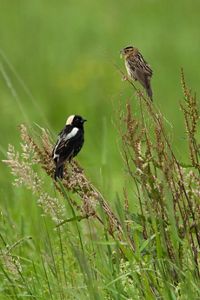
[53,126,79,154]
[52,127,66,157]
[127,53,152,90]
[134,53,153,77]
[53,125,83,163]
[135,67,149,89]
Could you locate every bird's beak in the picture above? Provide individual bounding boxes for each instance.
[83,119,87,123]
[120,50,124,58]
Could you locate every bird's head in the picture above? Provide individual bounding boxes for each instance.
[66,115,87,128]
[120,46,137,59]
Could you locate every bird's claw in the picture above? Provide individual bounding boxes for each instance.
[121,75,128,81]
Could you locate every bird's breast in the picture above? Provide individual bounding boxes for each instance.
[125,60,134,77]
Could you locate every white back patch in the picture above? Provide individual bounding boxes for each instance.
[66,115,75,125]
[64,127,79,140]
[53,153,59,160]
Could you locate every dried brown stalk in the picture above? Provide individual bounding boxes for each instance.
[118,68,200,277]
[3,124,132,250]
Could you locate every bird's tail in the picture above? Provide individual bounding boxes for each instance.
[146,84,153,101]
[54,164,64,180]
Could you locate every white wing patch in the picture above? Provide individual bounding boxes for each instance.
[64,127,79,140]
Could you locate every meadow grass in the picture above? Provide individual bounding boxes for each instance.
[0,1,200,299]
[1,70,200,299]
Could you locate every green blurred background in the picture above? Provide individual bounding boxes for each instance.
[0,0,200,203]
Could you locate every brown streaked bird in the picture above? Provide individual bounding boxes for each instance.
[120,46,153,100]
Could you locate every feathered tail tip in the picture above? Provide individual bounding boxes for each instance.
[54,165,64,181]
[146,86,153,101]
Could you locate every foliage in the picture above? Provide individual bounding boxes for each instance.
[1,71,200,299]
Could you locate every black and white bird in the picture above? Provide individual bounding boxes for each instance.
[120,46,153,100]
[52,115,86,180]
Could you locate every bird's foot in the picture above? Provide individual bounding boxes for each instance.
[121,75,128,81]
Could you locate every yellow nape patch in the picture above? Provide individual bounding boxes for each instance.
[66,115,75,125]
